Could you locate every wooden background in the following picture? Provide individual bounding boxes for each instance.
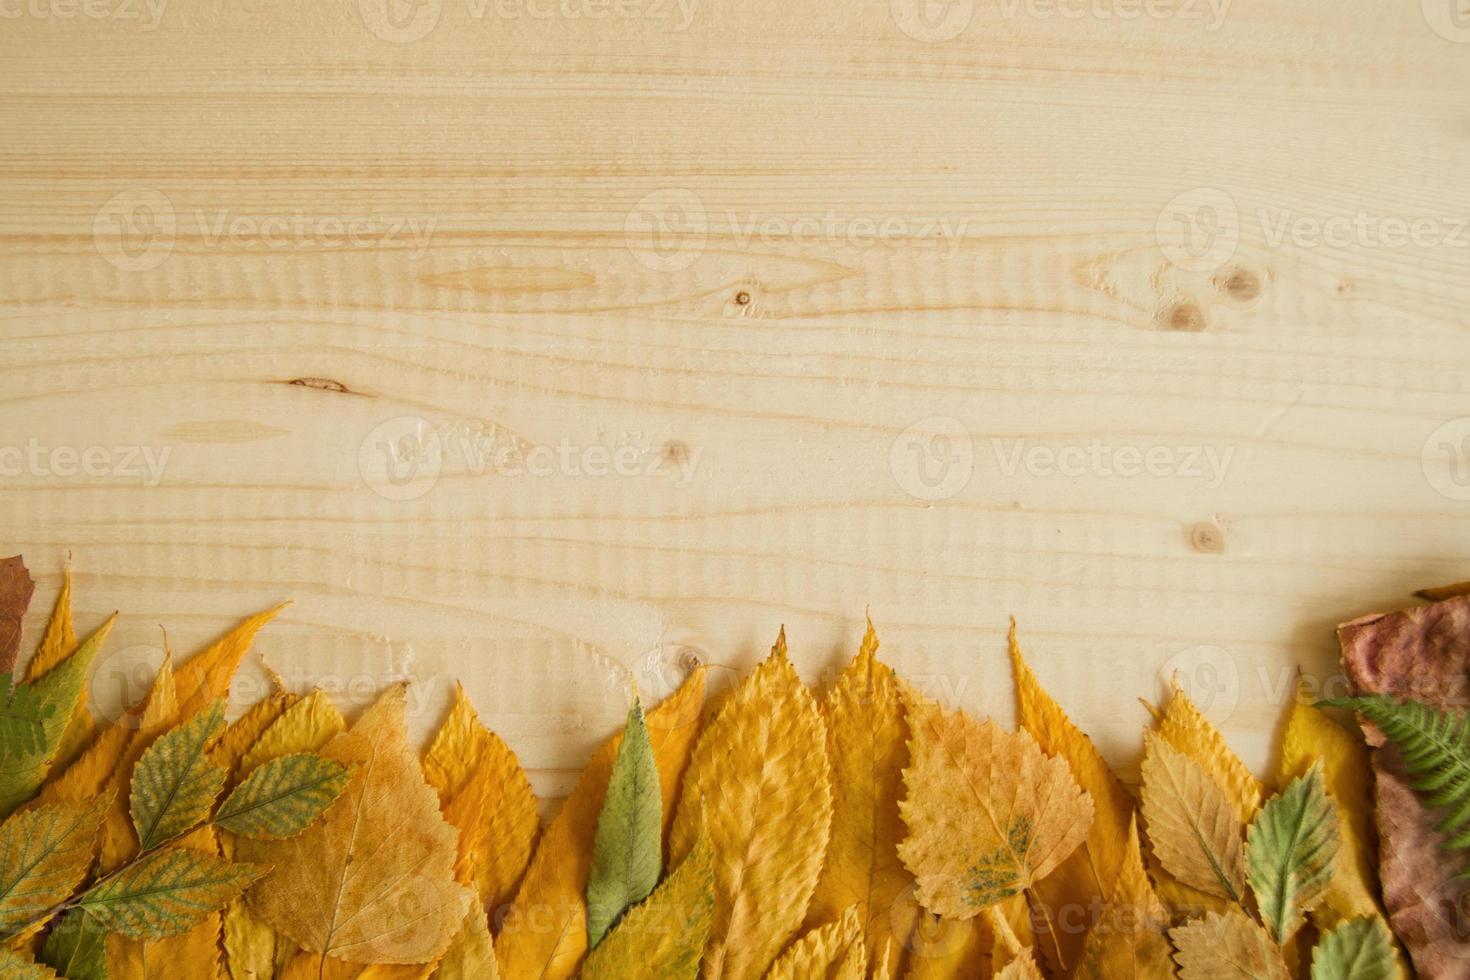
[3,0,1469,801]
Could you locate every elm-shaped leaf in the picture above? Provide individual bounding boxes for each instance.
[76,848,262,941]
[129,699,228,852]
[214,753,351,840]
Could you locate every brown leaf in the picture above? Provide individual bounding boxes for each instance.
[1170,910,1289,980]
[0,556,35,675]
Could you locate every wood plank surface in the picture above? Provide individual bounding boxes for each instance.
[2,0,1469,798]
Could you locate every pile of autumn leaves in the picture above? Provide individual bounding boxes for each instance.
[0,575,1408,980]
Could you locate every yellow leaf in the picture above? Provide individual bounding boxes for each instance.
[872,940,894,980]
[808,620,912,977]
[1169,910,1289,980]
[667,632,832,980]
[763,905,861,980]
[425,684,539,914]
[1139,733,1246,906]
[429,908,498,980]
[23,568,92,775]
[105,825,226,980]
[834,940,866,980]
[173,603,289,720]
[278,951,363,980]
[1009,622,1134,971]
[901,914,986,980]
[995,949,1045,980]
[240,689,345,773]
[897,694,1093,919]
[582,833,715,980]
[1073,818,1175,980]
[211,690,298,782]
[99,658,178,871]
[241,684,474,966]
[495,667,705,980]
[223,896,294,980]
[1157,682,1261,826]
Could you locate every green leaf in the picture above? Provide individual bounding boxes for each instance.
[1245,763,1340,944]
[38,911,107,980]
[0,622,113,819]
[582,832,714,980]
[586,701,664,949]
[128,699,227,852]
[1310,916,1395,980]
[75,847,262,941]
[0,796,109,939]
[213,753,350,840]
[0,676,54,757]
[0,948,60,979]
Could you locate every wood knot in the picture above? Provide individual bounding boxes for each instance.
[1188,521,1226,554]
[1213,266,1262,302]
[734,290,751,306]
[1160,301,1206,332]
[286,377,358,395]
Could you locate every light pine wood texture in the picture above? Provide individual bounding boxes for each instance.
[3,0,1469,799]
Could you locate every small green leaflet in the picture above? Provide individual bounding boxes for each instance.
[214,753,350,840]
[129,699,228,852]
[76,847,262,941]
[1245,763,1340,944]
[1310,917,1396,980]
[582,833,715,980]
[0,948,60,979]
[586,701,663,949]
[0,796,109,938]
[38,911,107,980]
[0,676,54,757]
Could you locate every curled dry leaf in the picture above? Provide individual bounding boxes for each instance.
[1170,910,1289,980]
[898,693,1092,919]
[1139,732,1246,904]
[666,631,832,980]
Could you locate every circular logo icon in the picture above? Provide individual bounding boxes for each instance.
[359,416,444,501]
[1156,187,1240,273]
[1424,417,1470,501]
[890,416,973,502]
[890,0,973,42]
[1424,0,1470,42]
[93,189,176,272]
[359,0,442,42]
[1159,644,1239,724]
[624,189,708,272]
[88,643,168,729]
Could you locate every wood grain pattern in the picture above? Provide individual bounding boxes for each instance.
[2,0,1469,800]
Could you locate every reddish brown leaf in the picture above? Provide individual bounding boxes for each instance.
[0,555,35,674]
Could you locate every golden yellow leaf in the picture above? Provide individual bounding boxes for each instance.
[222,894,294,980]
[1157,682,1261,826]
[995,949,1045,980]
[872,940,894,980]
[763,905,861,980]
[105,825,226,980]
[1009,622,1134,971]
[1073,818,1174,980]
[1169,910,1289,980]
[241,684,473,966]
[834,940,866,980]
[278,951,363,980]
[422,682,484,805]
[429,908,498,980]
[99,658,178,871]
[211,690,298,782]
[902,914,986,980]
[807,619,912,977]
[897,694,1092,920]
[240,689,345,773]
[1139,733,1245,906]
[494,667,706,980]
[173,604,289,720]
[667,632,832,980]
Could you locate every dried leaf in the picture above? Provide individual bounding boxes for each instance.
[1139,732,1246,904]
[900,914,986,980]
[173,604,288,720]
[37,910,106,980]
[1170,910,1288,980]
[422,683,483,805]
[210,689,298,781]
[0,947,58,980]
[1009,621,1134,971]
[808,620,912,976]
[1310,917,1396,980]
[1245,764,1340,945]
[496,667,705,979]
[898,693,1092,918]
[994,949,1045,980]
[214,753,350,840]
[1158,681,1263,826]
[222,895,293,980]
[241,688,345,773]
[762,905,860,980]
[77,847,261,941]
[666,632,832,980]
[240,684,473,965]
[99,657,178,871]
[429,907,498,980]
[587,702,662,948]
[129,699,227,852]
[1073,818,1175,980]
[24,568,91,778]
[581,833,714,980]
[0,557,35,676]
[0,797,109,938]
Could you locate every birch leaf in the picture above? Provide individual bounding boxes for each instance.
[240,684,473,965]
[77,847,261,940]
[1310,917,1395,980]
[666,631,832,980]
[587,702,662,948]
[0,556,35,676]
[1170,910,1289,980]
[128,699,227,852]
[1158,681,1263,825]
[37,910,106,980]
[1246,764,1341,945]
[1074,817,1175,980]
[496,667,705,980]
[1139,732,1246,904]
[762,905,860,980]
[429,907,497,980]
[1009,621,1134,971]
[0,948,58,980]
[214,753,350,840]
[808,619,912,976]
[581,833,714,980]
[897,693,1092,918]
[0,797,109,938]
[240,689,345,772]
